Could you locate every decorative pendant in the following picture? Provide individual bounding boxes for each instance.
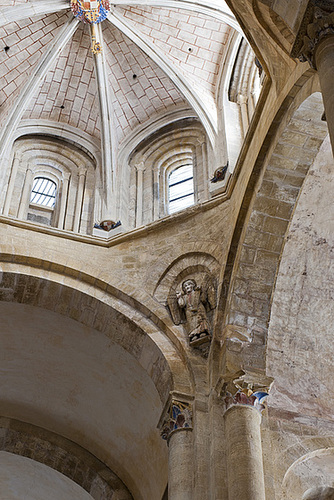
[71,0,110,24]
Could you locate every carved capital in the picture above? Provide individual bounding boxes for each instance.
[135,161,146,173]
[292,1,334,69]
[218,371,274,414]
[237,93,248,105]
[63,172,71,181]
[160,399,193,441]
[78,167,87,177]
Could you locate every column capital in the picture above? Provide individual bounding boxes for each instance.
[63,172,71,181]
[78,167,87,177]
[237,93,248,105]
[160,399,193,442]
[292,1,334,69]
[14,151,23,162]
[135,161,146,172]
[217,370,274,414]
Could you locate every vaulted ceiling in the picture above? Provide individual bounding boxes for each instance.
[0,0,240,164]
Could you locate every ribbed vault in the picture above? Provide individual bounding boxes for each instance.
[0,0,238,193]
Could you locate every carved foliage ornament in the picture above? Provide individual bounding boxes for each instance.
[221,373,273,413]
[292,1,334,69]
[160,400,193,441]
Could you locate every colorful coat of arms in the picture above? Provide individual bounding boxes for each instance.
[71,0,110,24]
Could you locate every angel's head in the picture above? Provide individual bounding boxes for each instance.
[182,279,197,294]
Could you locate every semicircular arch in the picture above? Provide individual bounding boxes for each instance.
[217,74,328,374]
[0,417,133,499]
[0,260,194,398]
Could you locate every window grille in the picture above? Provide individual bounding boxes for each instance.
[30,177,57,208]
[168,164,194,214]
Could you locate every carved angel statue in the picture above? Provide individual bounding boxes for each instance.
[168,276,216,346]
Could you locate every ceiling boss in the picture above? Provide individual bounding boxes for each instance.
[70,0,109,54]
[70,0,110,24]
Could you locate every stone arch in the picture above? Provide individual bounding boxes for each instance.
[0,266,193,398]
[0,266,195,499]
[282,446,334,499]
[0,417,132,499]
[154,252,220,305]
[14,125,99,165]
[263,127,334,492]
[2,135,97,235]
[124,119,208,227]
[217,74,328,373]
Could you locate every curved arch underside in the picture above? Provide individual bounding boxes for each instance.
[267,132,334,420]
[0,296,167,500]
[1,2,334,499]
[220,90,328,373]
[0,417,133,499]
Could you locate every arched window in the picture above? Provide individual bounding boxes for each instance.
[168,163,194,214]
[30,177,57,208]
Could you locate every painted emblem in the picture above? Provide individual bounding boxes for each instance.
[71,0,110,24]
[91,38,102,54]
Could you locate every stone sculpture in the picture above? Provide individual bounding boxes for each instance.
[168,276,216,347]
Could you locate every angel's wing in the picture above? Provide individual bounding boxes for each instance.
[201,275,217,311]
[167,289,185,325]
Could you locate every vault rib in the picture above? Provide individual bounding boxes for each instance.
[0,17,80,159]
[90,23,117,220]
[0,0,69,27]
[107,10,218,145]
[112,0,240,32]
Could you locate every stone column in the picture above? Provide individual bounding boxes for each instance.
[247,65,256,118]
[237,94,249,138]
[249,91,256,116]
[160,399,194,500]
[224,405,265,500]
[315,36,334,149]
[57,172,70,230]
[295,2,334,152]
[73,168,86,232]
[135,161,145,227]
[18,167,34,219]
[220,372,273,500]
[201,141,209,199]
[153,166,159,220]
[3,151,22,216]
